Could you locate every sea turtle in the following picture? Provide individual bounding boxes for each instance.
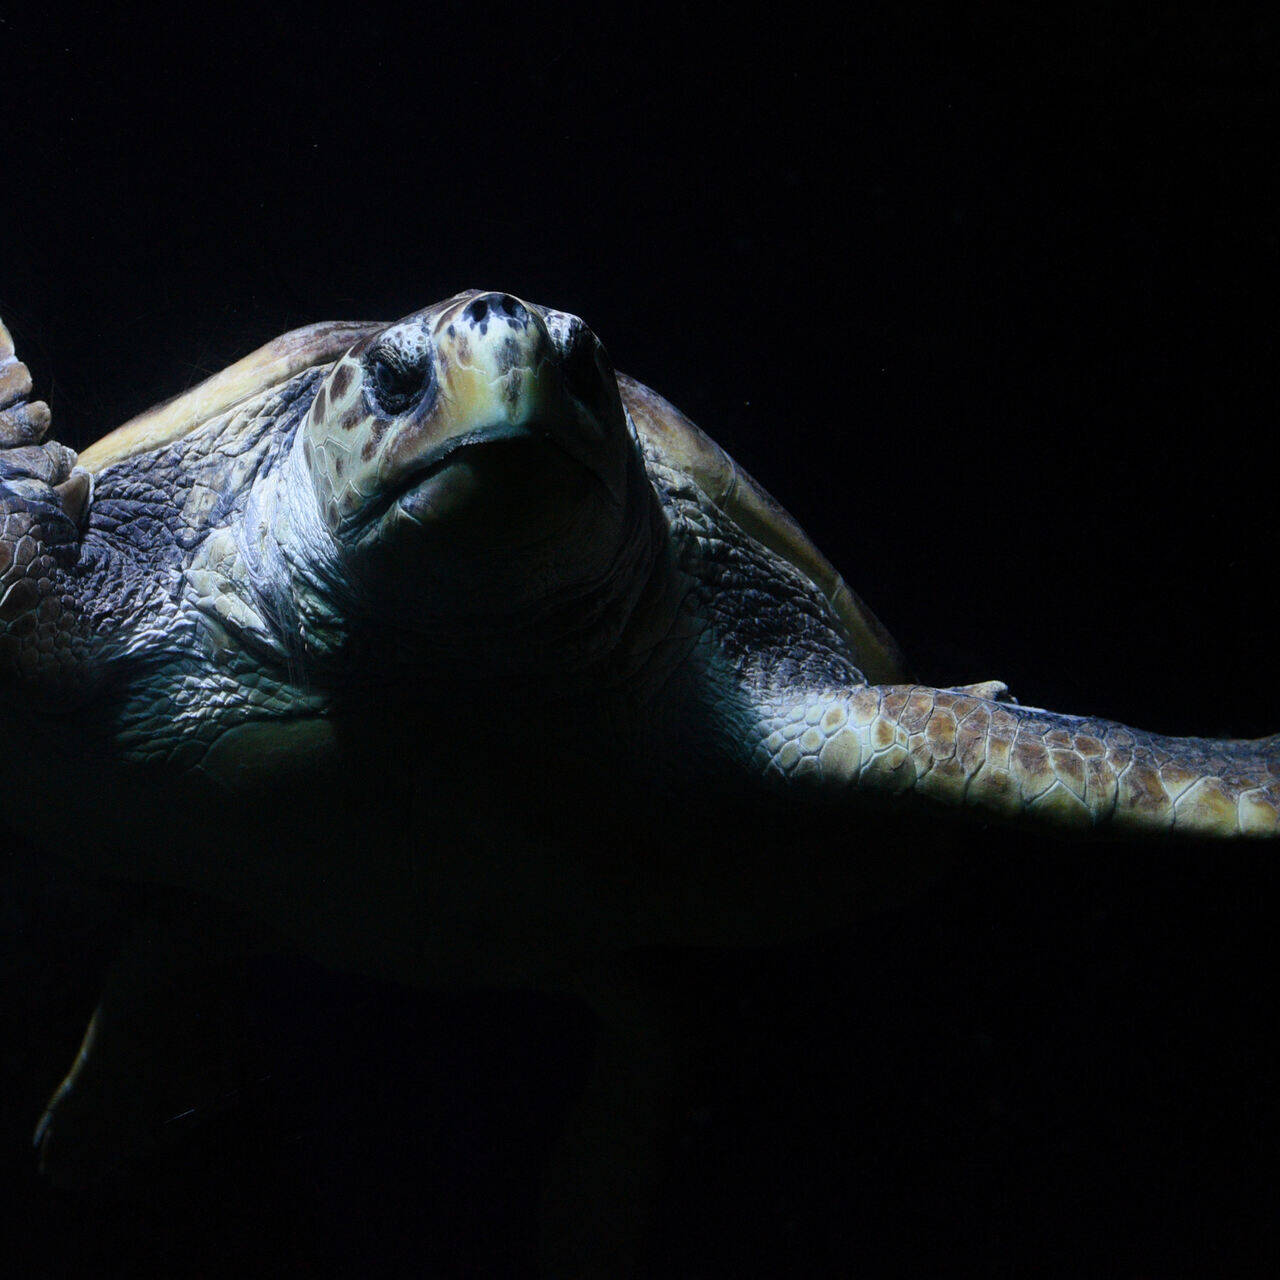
[2,292,1277,1270]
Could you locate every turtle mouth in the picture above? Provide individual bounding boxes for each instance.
[343,299,630,546]
[386,419,591,534]
[397,421,543,491]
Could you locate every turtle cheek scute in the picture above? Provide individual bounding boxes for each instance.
[301,351,405,534]
[329,361,354,402]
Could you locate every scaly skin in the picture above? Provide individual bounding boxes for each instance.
[755,684,1280,835]
[0,319,92,701]
[5,300,1280,852]
[644,436,1280,840]
[4,296,1277,1279]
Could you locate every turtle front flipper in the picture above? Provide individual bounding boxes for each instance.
[753,684,1280,838]
[1,318,94,696]
[35,894,275,1187]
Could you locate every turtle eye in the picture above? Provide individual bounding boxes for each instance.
[365,342,433,416]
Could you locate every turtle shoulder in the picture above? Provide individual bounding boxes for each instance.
[618,372,909,686]
[28,323,390,751]
[77,319,384,473]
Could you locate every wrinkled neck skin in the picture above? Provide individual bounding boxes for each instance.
[251,414,686,702]
[28,369,700,806]
[93,391,699,811]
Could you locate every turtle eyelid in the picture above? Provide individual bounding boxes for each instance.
[364,341,434,417]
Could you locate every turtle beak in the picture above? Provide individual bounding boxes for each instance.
[305,292,635,548]
[376,291,629,513]
[327,292,634,555]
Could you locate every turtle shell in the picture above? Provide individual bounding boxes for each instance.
[76,320,384,473]
[76,320,908,686]
[619,374,909,686]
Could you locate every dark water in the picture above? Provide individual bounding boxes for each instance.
[4,6,1278,1274]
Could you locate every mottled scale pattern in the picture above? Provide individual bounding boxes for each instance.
[637,422,1280,840]
[756,685,1280,837]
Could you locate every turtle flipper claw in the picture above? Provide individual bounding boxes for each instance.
[945,679,1017,704]
[54,466,93,528]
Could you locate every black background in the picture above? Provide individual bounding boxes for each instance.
[2,6,1278,1275]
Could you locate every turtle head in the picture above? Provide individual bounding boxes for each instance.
[293,291,656,663]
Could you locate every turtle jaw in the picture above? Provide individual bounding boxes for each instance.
[293,291,650,634]
[304,290,634,548]
[391,422,542,527]
[367,300,629,549]
[394,290,630,516]
[385,423,602,547]
[273,292,668,674]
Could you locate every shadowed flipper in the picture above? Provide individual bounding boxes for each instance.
[539,958,691,1279]
[34,895,275,1187]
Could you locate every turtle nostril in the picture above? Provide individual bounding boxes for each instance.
[464,292,530,329]
[490,293,527,322]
